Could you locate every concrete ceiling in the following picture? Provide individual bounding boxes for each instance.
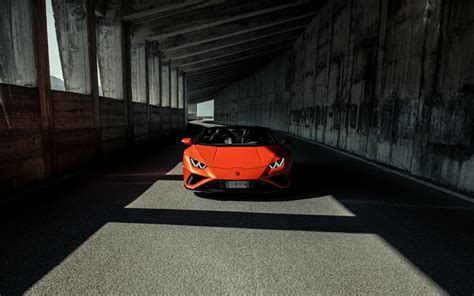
[124,0,325,103]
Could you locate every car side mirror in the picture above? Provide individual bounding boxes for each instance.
[281,138,293,145]
[181,138,193,146]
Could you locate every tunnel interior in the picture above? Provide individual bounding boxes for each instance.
[0,1,473,194]
[0,0,323,193]
[1,0,474,294]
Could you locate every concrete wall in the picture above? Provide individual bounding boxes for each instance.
[148,42,161,106]
[52,0,91,94]
[0,0,36,87]
[214,0,474,194]
[131,41,147,103]
[97,13,124,99]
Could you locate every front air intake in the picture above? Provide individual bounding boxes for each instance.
[187,174,206,185]
[269,173,289,187]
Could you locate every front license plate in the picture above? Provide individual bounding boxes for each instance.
[225,181,250,189]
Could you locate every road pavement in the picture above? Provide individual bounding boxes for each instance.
[1,130,473,295]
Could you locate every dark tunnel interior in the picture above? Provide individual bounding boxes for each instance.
[1,0,473,294]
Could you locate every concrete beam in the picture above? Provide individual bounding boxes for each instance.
[188,84,230,102]
[188,70,259,86]
[155,9,317,51]
[163,25,306,60]
[185,59,276,87]
[167,35,298,66]
[180,48,289,73]
[188,83,230,94]
[133,0,315,42]
[176,39,294,68]
[188,74,254,91]
[186,58,274,79]
[188,68,255,84]
[124,0,224,23]
[187,66,268,85]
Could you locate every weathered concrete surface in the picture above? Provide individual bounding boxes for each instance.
[178,73,185,109]
[170,67,178,108]
[97,11,124,99]
[161,62,171,107]
[0,0,36,87]
[52,0,91,94]
[147,42,161,106]
[214,0,474,194]
[131,41,146,103]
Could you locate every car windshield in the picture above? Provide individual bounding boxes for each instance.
[197,127,278,146]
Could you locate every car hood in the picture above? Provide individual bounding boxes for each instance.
[191,145,282,169]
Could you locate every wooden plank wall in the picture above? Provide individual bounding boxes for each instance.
[0,84,45,189]
[52,91,96,173]
[100,97,127,154]
[0,84,185,193]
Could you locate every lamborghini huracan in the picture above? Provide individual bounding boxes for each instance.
[182,126,292,193]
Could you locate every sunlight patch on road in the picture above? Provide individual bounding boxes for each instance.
[25,223,445,295]
[166,162,184,175]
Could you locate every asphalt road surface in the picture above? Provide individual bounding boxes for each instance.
[1,130,473,295]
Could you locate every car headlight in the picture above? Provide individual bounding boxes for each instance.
[269,158,285,169]
[190,157,207,169]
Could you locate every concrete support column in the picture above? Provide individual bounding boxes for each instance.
[144,41,151,138]
[148,42,161,106]
[160,61,171,107]
[52,0,91,94]
[130,40,146,103]
[183,74,188,128]
[0,0,36,86]
[97,13,124,99]
[177,72,185,131]
[178,73,185,109]
[170,67,178,108]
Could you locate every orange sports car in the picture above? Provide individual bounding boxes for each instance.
[181,126,292,193]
